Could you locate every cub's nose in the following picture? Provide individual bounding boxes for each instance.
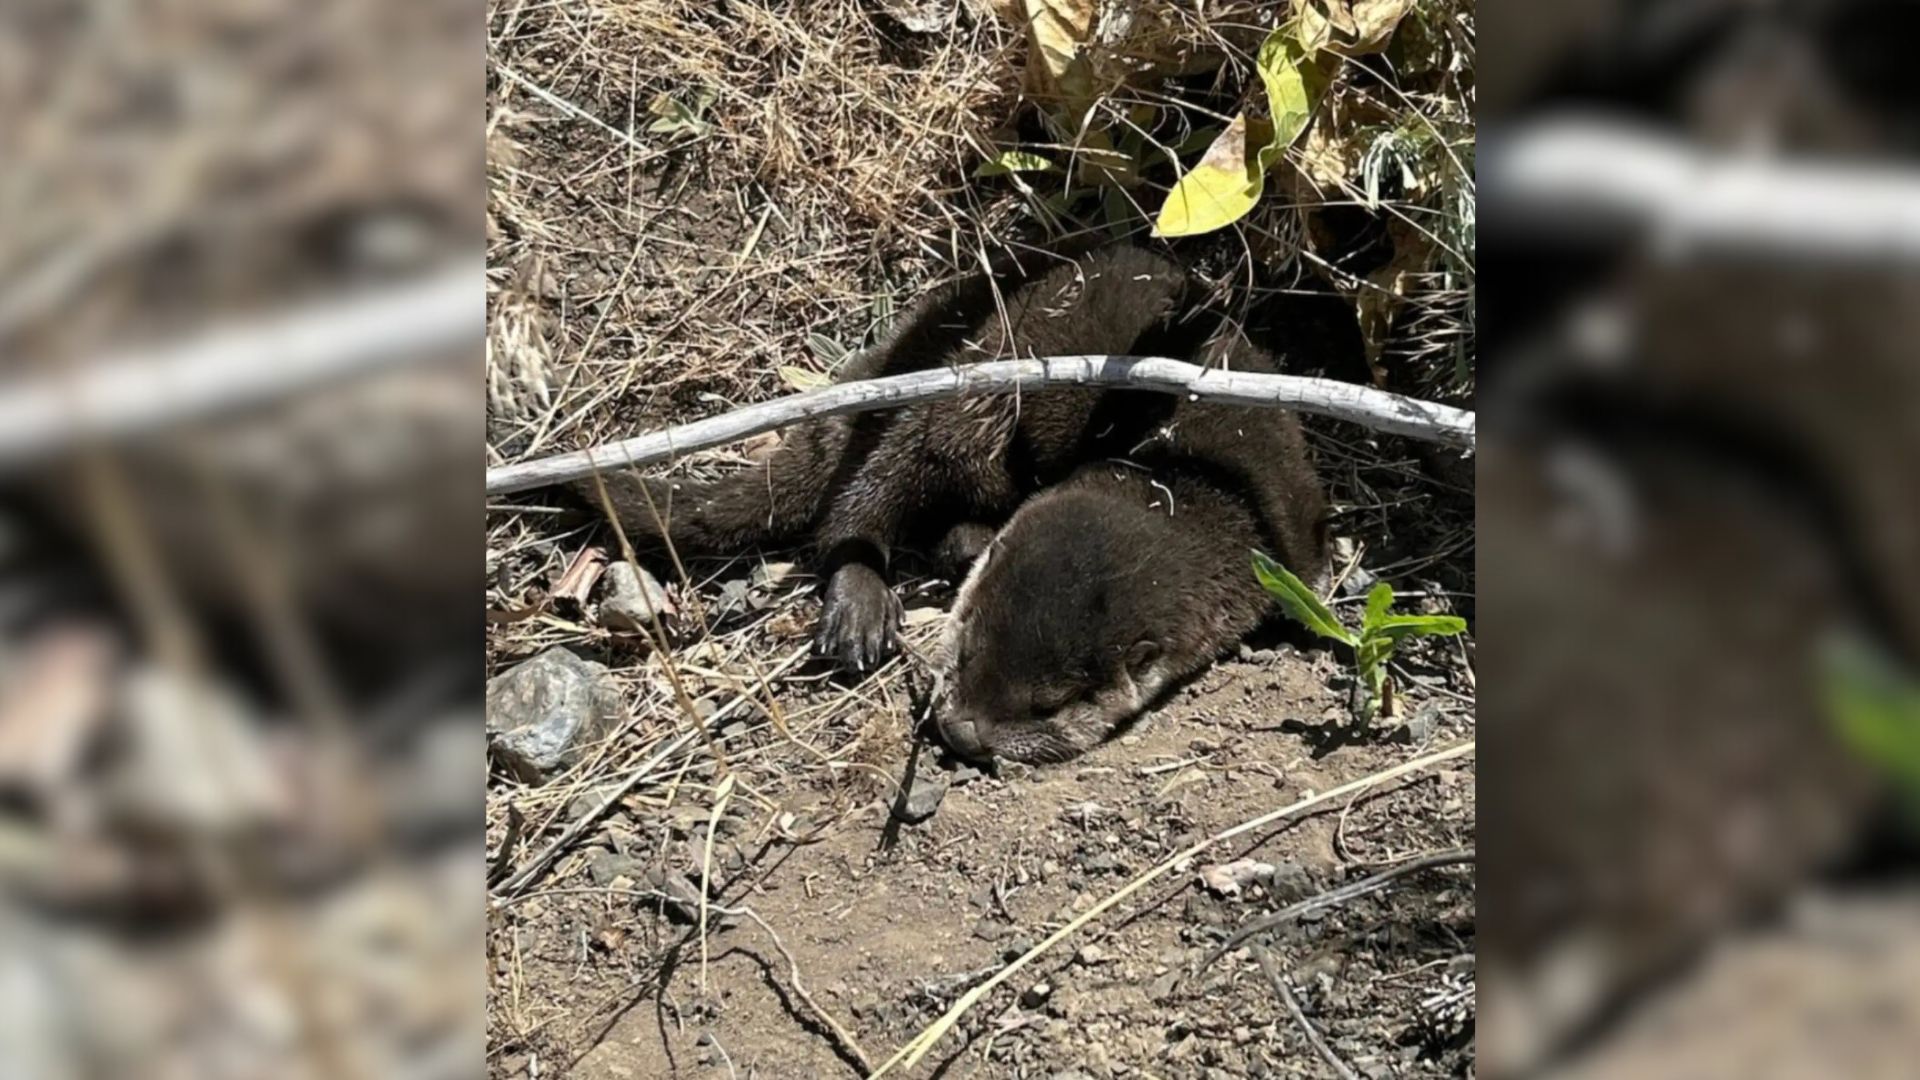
[936,712,994,761]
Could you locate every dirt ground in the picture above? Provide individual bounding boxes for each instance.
[489,613,1475,1079]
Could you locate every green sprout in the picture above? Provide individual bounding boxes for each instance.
[1253,549,1465,721]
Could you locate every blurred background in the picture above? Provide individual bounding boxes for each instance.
[1477,0,1919,1076]
[0,2,480,1078]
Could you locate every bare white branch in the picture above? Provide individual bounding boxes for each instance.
[1485,116,1920,262]
[0,261,479,472]
[485,356,1475,496]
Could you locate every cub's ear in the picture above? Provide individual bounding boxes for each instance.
[1124,638,1161,679]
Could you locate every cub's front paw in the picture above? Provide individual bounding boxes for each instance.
[815,565,903,673]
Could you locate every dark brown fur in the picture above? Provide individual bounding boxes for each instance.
[933,334,1331,762]
[577,244,1331,761]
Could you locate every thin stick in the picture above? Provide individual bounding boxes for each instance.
[705,899,874,1075]
[485,356,1476,495]
[1252,943,1359,1080]
[867,741,1475,1076]
[489,646,808,898]
[1486,117,1920,263]
[0,262,476,471]
[1201,846,1474,967]
[699,773,737,995]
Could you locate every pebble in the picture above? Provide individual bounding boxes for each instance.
[1019,981,1051,1009]
[486,647,625,782]
[1075,943,1107,966]
[597,562,673,631]
[891,769,949,824]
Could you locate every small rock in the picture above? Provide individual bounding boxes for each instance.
[1075,943,1108,966]
[1401,706,1440,743]
[1199,858,1275,897]
[598,562,673,631]
[1338,565,1378,597]
[486,648,625,782]
[972,919,1009,942]
[641,868,709,924]
[588,852,648,887]
[109,666,288,833]
[1236,643,1279,664]
[891,769,949,824]
[947,762,983,785]
[1267,860,1313,902]
[1020,981,1051,1009]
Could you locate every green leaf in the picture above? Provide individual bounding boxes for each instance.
[1172,124,1223,158]
[807,333,847,366]
[1252,550,1354,646]
[1823,635,1920,800]
[1256,21,1329,151]
[976,150,1058,178]
[1372,613,1468,642]
[1153,113,1267,238]
[1361,581,1395,638]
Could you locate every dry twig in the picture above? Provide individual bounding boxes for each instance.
[487,356,1476,494]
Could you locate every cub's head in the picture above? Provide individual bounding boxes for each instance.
[931,487,1202,763]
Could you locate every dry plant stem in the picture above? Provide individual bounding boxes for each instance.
[0,262,477,471]
[691,896,876,1076]
[484,356,1477,495]
[700,773,737,995]
[1252,942,1360,1080]
[490,646,808,898]
[1202,846,1475,967]
[868,741,1476,1076]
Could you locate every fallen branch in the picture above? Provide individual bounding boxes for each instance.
[866,740,1475,1077]
[1484,116,1920,263]
[0,261,478,471]
[485,357,1476,495]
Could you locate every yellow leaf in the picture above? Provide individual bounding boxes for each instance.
[1153,113,1265,238]
[1023,0,1097,111]
[1317,0,1358,35]
[1294,1,1335,51]
[1347,0,1414,53]
[779,365,830,391]
[1256,22,1330,150]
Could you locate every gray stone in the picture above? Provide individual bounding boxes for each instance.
[486,648,625,782]
[1020,981,1051,1009]
[109,666,287,833]
[891,769,949,824]
[1338,565,1378,597]
[1266,860,1313,902]
[588,852,649,887]
[598,562,672,631]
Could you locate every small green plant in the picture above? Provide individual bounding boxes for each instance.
[1252,549,1465,721]
[647,88,716,142]
[1822,633,1920,821]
